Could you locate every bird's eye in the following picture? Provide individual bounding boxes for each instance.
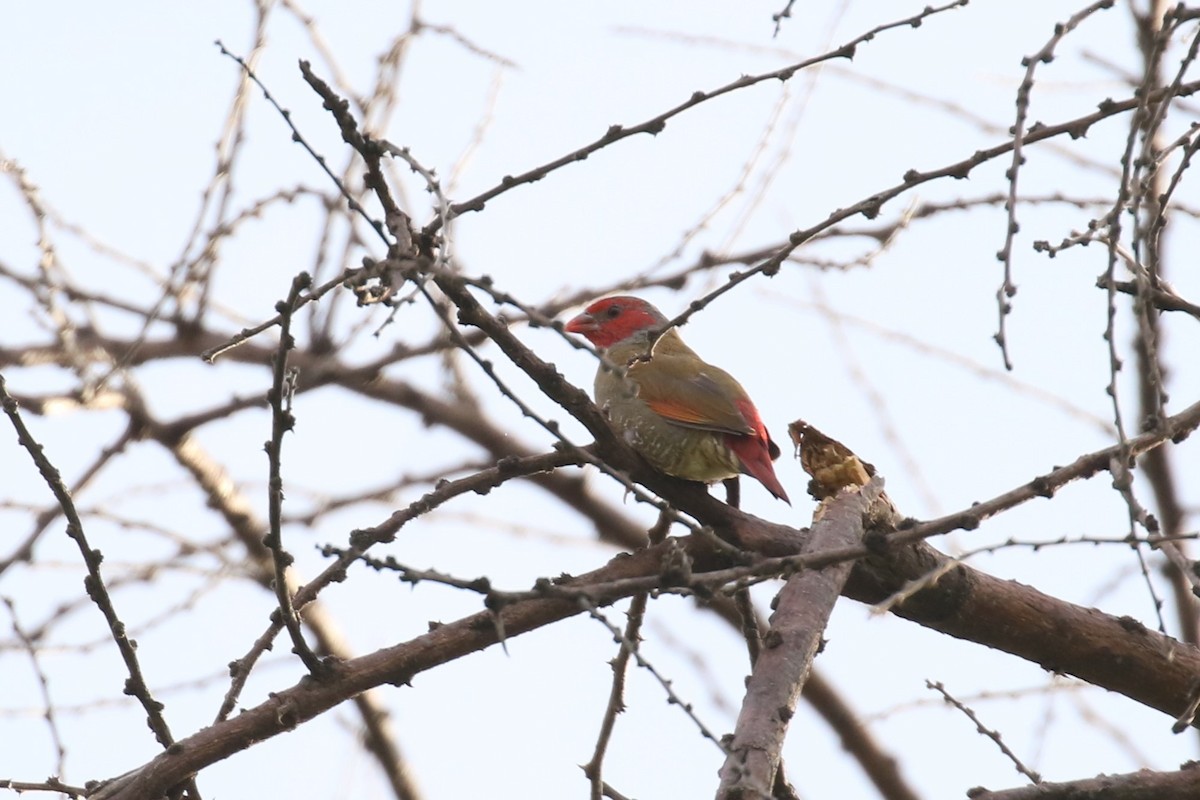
[605,305,621,318]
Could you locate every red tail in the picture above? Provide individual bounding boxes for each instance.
[727,433,789,503]
[725,420,790,504]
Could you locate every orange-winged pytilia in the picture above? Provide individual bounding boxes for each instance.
[565,296,789,503]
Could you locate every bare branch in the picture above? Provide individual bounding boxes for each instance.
[967,761,1200,799]
[717,482,876,799]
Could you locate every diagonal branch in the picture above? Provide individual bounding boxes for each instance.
[967,760,1200,799]
[84,456,1200,800]
[0,374,201,800]
[423,1,968,235]
[716,481,877,799]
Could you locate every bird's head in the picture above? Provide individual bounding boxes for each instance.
[564,296,669,349]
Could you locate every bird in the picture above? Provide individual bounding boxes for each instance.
[564,295,789,503]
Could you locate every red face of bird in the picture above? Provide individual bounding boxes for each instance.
[564,296,670,349]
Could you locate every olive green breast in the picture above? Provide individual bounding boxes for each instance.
[595,366,740,483]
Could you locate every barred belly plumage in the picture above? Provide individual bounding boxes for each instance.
[603,393,742,483]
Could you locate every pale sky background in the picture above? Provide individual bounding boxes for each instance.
[3,2,1200,798]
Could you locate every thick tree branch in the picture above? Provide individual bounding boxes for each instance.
[86,459,1200,799]
[716,483,875,799]
[967,761,1200,799]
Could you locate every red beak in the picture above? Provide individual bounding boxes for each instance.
[564,311,598,334]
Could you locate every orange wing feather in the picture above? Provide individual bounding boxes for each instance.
[630,362,755,435]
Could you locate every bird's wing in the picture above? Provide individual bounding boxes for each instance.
[629,357,756,436]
